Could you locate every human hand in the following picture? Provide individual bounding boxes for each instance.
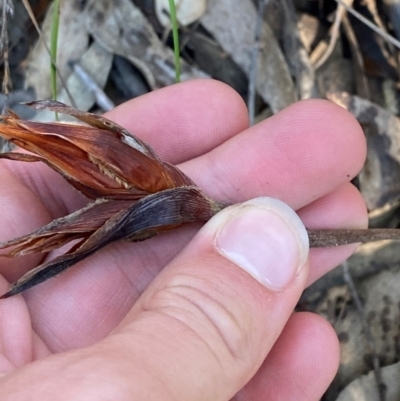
[0,80,367,400]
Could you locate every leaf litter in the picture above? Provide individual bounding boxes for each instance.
[4,1,400,399]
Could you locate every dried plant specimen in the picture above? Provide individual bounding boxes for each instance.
[0,101,223,298]
[1,101,400,299]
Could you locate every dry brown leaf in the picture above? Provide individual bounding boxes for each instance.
[315,269,400,400]
[201,0,297,113]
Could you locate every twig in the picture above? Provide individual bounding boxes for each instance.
[71,63,115,112]
[307,228,400,247]
[0,0,12,105]
[363,0,398,75]
[341,13,370,99]
[281,0,318,99]
[364,0,389,36]
[334,0,400,50]
[248,0,269,126]
[342,261,387,401]
[333,288,351,330]
[313,0,354,70]
[0,0,12,154]
[179,19,201,51]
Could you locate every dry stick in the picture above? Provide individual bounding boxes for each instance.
[179,20,201,52]
[281,0,318,99]
[0,0,12,104]
[247,0,269,126]
[0,0,12,153]
[341,13,370,99]
[342,261,387,401]
[313,0,354,70]
[364,0,390,37]
[367,0,400,80]
[307,228,400,247]
[216,201,400,247]
[70,62,115,112]
[363,0,399,77]
[333,288,351,329]
[212,199,400,247]
[334,0,400,50]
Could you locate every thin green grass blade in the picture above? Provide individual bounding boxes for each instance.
[168,0,181,83]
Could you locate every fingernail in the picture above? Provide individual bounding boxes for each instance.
[214,198,309,290]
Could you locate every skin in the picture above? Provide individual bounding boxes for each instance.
[0,80,367,400]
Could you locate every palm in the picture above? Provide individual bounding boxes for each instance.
[0,81,366,399]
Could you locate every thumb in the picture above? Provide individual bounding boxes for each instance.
[0,197,310,401]
[115,197,310,400]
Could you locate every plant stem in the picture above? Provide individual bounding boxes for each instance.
[212,200,400,248]
[307,228,400,247]
[168,0,181,83]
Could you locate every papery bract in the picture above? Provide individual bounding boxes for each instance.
[0,101,224,298]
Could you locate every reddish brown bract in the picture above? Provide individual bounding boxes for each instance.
[0,101,223,298]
